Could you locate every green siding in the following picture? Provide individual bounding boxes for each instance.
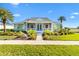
[14,24,24,31]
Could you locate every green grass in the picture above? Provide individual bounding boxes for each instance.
[0,45,79,56]
[0,36,17,40]
[47,33,79,41]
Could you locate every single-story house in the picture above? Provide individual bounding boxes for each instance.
[14,17,60,32]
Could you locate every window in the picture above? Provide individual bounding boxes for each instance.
[45,25,48,28]
[27,24,29,28]
[31,24,33,28]
[27,23,34,28]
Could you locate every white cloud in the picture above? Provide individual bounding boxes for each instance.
[70,12,79,19]
[70,16,75,19]
[13,14,21,17]
[48,10,53,13]
[11,3,20,6]
[72,12,79,15]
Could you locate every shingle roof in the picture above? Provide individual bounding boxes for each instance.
[14,17,55,24]
[24,17,53,23]
[27,17,51,21]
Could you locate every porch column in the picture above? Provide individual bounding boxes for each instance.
[42,23,44,31]
[35,23,37,31]
[25,22,27,31]
[51,23,53,31]
[49,23,51,30]
[43,24,45,30]
[48,24,50,30]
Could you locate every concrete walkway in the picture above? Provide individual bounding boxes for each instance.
[0,40,79,45]
[36,33,43,41]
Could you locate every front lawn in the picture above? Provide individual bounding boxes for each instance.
[0,36,17,40]
[0,45,79,56]
[43,33,79,41]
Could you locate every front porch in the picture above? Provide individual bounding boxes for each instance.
[26,23,53,32]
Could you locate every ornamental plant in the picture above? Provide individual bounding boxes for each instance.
[43,30,52,35]
[27,29,37,40]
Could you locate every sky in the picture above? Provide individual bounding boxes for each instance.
[0,3,79,28]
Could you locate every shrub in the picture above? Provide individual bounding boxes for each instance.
[0,32,14,36]
[58,29,64,35]
[6,29,14,32]
[68,31,74,34]
[15,31,25,38]
[30,34,37,40]
[54,32,59,35]
[43,34,49,40]
[58,28,71,35]
[0,29,14,32]
[51,32,54,35]
[27,29,36,35]
[27,29,37,40]
[43,30,52,35]
[0,31,24,37]
[64,28,71,35]
[22,31,27,34]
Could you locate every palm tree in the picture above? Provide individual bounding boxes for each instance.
[58,16,66,30]
[0,8,13,32]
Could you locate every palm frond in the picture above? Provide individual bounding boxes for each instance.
[0,8,14,22]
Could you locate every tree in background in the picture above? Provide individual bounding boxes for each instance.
[58,16,66,30]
